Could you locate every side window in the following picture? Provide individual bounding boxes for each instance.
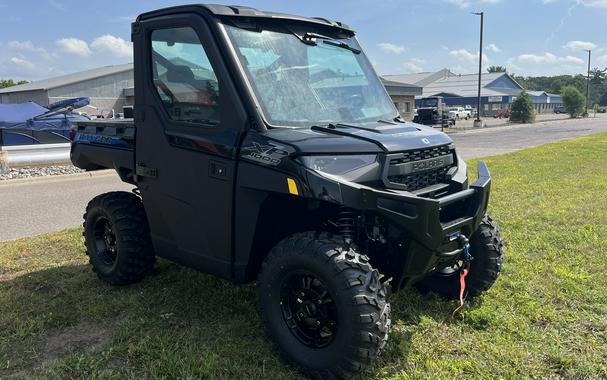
[151,27,220,126]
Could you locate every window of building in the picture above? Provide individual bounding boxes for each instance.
[151,27,220,126]
[394,102,399,110]
[403,101,411,113]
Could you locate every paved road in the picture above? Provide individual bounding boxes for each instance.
[0,173,132,241]
[1,116,605,241]
[450,115,607,160]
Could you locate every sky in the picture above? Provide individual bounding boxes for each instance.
[0,0,606,81]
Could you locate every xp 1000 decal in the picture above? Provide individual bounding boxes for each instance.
[241,141,289,166]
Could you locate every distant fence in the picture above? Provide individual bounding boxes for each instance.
[0,143,71,169]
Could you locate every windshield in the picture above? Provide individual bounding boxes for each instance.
[224,25,397,127]
[419,98,439,108]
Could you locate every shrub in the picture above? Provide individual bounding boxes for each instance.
[561,85,586,117]
[510,90,535,123]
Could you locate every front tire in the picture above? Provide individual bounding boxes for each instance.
[83,191,155,285]
[257,232,390,379]
[415,214,504,299]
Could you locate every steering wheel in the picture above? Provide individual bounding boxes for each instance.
[155,81,174,107]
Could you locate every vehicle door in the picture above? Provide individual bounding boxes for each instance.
[133,14,247,278]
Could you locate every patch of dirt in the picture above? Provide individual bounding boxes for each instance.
[39,320,113,367]
[4,321,115,379]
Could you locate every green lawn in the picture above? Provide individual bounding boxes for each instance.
[1,134,607,379]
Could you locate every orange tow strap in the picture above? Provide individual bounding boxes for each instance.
[451,268,469,318]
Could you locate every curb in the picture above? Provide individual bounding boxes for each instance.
[0,169,117,187]
[445,115,602,135]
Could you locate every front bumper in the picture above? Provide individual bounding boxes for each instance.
[304,161,492,286]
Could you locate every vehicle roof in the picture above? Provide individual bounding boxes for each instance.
[136,4,353,33]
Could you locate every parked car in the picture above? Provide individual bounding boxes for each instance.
[493,108,511,119]
[448,107,471,120]
[597,107,606,113]
[554,106,566,114]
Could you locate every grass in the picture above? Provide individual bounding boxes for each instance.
[1,133,607,379]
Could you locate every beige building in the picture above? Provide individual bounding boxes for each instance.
[380,78,423,121]
[0,64,134,116]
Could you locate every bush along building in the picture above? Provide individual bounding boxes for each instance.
[383,69,563,118]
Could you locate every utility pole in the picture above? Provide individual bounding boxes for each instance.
[585,49,591,116]
[472,11,484,127]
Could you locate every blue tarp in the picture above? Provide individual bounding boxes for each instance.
[0,98,90,145]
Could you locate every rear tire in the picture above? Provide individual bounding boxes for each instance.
[83,191,155,285]
[257,232,390,379]
[415,214,504,299]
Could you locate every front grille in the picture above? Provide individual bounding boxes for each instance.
[389,145,452,165]
[386,144,455,191]
[388,166,451,190]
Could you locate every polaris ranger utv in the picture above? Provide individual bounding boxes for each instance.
[71,4,504,378]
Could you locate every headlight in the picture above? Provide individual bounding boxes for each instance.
[300,155,377,175]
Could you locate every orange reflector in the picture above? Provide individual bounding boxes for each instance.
[287,178,299,195]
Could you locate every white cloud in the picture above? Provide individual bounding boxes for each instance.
[518,52,584,65]
[449,48,489,63]
[10,57,36,70]
[577,0,607,7]
[444,0,471,8]
[443,0,501,7]
[508,52,587,76]
[403,58,426,73]
[486,43,501,53]
[377,42,406,54]
[7,40,50,57]
[563,40,597,51]
[48,0,66,11]
[596,54,607,64]
[56,38,91,57]
[91,34,133,58]
[8,41,36,51]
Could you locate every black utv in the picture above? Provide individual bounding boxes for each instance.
[70,4,504,379]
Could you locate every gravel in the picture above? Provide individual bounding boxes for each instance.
[0,165,85,181]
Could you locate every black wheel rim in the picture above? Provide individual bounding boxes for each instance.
[279,272,338,349]
[92,216,118,268]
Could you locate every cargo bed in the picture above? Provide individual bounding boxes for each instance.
[70,119,136,184]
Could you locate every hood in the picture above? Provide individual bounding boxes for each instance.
[263,121,453,154]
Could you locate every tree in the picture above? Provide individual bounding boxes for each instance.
[487,65,507,73]
[0,79,28,89]
[600,91,607,106]
[509,90,535,123]
[513,71,606,104]
[561,85,586,117]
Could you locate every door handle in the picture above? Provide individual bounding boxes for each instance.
[209,160,227,180]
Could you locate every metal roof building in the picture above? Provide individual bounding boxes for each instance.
[384,69,563,116]
[0,64,134,116]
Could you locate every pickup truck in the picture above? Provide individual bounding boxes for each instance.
[70,4,504,378]
[448,107,471,120]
